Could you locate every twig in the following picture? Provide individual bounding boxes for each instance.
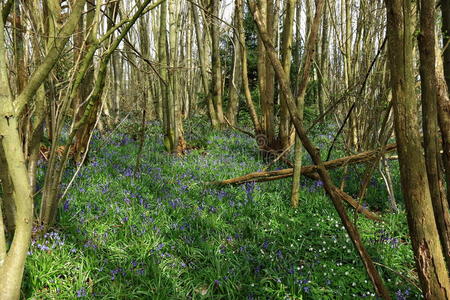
[101,111,132,143]
[60,101,104,201]
[224,116,255,138]
[372,262,421,292]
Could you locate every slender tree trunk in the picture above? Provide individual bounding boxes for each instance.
[210,0,224,126]
[13,0,26,95]
[279,0,295,150]
[291,0,322,207]
[191,1,218,127]
[264,0,275,146]
[317,3,328,119]
[237,0,261,133]
[226,1,242,126]
[257,0,267,134]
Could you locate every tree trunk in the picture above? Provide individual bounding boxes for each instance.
[385,0,450,297]
[418,0,450,271]
[210,0,224,126]
[291,0,322,208]
[191,1,218,127]
[440,0,450,210]
[279,0,295,150]
[237,0,261,133]
[0,9,33,299]
[226,1,243,126]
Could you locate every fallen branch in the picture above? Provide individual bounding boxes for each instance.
[209,144,397,222]
[211,144,396,185]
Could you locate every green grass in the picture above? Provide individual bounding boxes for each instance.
[24,120,419,299]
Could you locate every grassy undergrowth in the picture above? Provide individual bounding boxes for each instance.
[24,120,420,299]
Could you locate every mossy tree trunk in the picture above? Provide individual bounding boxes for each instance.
[385,0,450,297]
[291,0,322,208]
[417,0,450,271]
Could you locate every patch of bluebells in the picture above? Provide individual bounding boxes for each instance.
[118,135,132,146]
[110,267,126,281]
[244,181,256,201]
[63,197,72,212]
[217,190,227,201]
[168,198,182,209]
[123,167,133,177]
[83,239,98,250]
[371,229,400,248]
[309,180,324,192]
[29,231,65,255]
[395,288,411,300]
[76,288,87,297]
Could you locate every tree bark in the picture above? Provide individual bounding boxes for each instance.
[385,0,450,297]
[418,0,450,271]
[279,0,295,149]
[226,1,243,126]
[440,0,450,210]
[291,0,322,207]
[210,0,224,126]
[0,6,33,298]
[237,0,261,133]
[191,1,218,127]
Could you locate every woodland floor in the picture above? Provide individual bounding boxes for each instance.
[25,118,419,299]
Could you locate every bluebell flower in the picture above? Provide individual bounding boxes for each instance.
[136,268,145,275]
[244,182,255,201]
[76,288,87,297]
[63,199,70,211]
[288,265,294,274]
[123,168,133,177]
[218,190,227,200]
